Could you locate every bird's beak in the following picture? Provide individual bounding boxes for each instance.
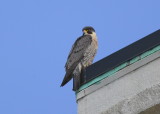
[83,30,88,34]
[83,30,87,32]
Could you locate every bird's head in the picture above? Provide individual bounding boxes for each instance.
[82,26,95,35]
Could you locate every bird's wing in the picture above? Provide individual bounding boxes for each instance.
[61,35,92,86]
[65,35,92,70]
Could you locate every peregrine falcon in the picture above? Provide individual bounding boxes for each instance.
[61,26,98,91]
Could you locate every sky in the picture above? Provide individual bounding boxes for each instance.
[0,0,160,114]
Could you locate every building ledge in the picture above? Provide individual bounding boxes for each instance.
[78,45,160,92]
[77,49,160,100]
[76,30,160,114]
[77,29,160,97]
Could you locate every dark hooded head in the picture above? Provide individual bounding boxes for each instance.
[82,26,95,34]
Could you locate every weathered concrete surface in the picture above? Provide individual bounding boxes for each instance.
[101,84,160,114]
[77,52,160,114]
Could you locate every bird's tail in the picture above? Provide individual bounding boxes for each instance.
[61,70,73,87]
[61,63,85,91]
[61,63,78,87]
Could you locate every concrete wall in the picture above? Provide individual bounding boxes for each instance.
[77,51,160,114]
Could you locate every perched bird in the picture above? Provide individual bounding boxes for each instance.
[61,26,98,91]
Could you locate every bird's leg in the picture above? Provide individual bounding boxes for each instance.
[73,64,83,91]
[80,65,86,84]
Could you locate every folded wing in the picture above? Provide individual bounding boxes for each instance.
[61,35,92,86]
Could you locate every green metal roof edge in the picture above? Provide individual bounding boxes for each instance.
[77,45,160,93]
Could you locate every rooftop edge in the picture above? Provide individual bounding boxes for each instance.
[78,29,160,92]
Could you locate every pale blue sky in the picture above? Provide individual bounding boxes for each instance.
[0,0,160,114]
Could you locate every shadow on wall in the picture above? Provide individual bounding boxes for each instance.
[139,104,160,114]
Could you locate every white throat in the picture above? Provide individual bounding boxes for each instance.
[84,32,97,38]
